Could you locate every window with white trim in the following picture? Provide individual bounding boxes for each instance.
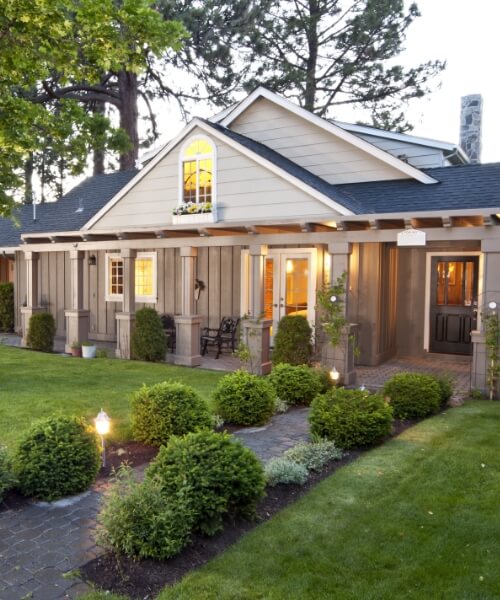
[105,252,157,303]
[180,137,215,205]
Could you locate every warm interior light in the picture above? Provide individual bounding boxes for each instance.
[286,259,294,274]
[329,366,340,382]
[95,409,110,436]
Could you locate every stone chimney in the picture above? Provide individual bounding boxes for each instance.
[460,94,483,163]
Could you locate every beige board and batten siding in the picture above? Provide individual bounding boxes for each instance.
[230,98,409,184]
[356,133,448,169]
[90,125,346,231]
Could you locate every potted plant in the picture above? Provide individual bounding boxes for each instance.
[81,341,97,359]
[70,340,82,358]
[172,202,217,224]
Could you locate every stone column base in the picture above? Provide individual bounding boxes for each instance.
[243,318,272,375]
[20,306,46,347]
[471,330,498,397]
[320,323,358,386]
[174,315,203,367]
[64,309,90,353]
[115,312,135,359]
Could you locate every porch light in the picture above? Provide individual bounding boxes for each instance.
[329,366,340,383]
[95,409,110,467]
[488,301,497,310]
[88,254,97,266]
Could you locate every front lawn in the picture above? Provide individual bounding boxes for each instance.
[156,401,500,599]
[0,346,225,449]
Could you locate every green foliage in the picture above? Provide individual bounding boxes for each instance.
[26,312,56,353]
[313,366,335,394]
[272,315,313,366]
[484,311,500,399]
[95,348,109,358]
[131,307,167,362]
[383,372,442,420]
[213,370,276,426]
[434,375,454,404]
[316,272,348,350]
[309,388,393,449]
[97,465,194,560]
[146,431,265,536]
[0,446,16,501]
[264,457,308,486]
[284,440,342,472]
[269,363,322,406]
[14,415,100,500]
[131,381,212,447]
[0,282,14,331]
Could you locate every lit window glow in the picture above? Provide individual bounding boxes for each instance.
[106,253,156,303]
[181,138,214,204]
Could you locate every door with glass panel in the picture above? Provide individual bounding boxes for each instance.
[263,251,316,343]
[429,256,479,354]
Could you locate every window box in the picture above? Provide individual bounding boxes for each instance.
[172,208,218,225]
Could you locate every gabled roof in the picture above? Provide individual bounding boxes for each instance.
[337,163,500,214]
[0,171,137,248]
[215,87,438,185]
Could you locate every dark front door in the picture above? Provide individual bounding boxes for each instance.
[430,256,479,355]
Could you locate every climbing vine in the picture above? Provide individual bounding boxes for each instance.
[484,310,500,400]
[316,271,349,350]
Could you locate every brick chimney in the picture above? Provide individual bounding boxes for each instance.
[460,94,483,163]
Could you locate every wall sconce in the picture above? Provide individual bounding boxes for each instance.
[88,254,97,266]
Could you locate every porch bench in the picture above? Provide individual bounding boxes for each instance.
[200,316,240,359]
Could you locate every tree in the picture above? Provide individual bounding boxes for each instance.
[242,0,445,131]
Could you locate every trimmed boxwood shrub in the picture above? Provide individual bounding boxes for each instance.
[131,307,167,362]
[0,446,16,501]
[0,282,14,332]
[435,375,454,404]
[26,312,55,353]
[14,416,101,500]
[272,315,313,365]
[131,381,212,446]
[146,431,266,535]
[383,372,442,419]
[309,388,393,449]
[98,466,194,559]
[213,370,276,426]
[269,363,322,406]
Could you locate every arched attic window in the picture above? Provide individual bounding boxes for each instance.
[180,137,215,206]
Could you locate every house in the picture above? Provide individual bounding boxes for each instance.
[0,89,499,391]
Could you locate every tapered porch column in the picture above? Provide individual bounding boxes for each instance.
[20,251,44,346]
[174,247,203,367]
[243,244,272,375]
[64,250,90,352]
[321,242,357,385]
[471,241,500,396]
[115,249,136,359]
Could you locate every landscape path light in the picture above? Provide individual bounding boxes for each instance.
[95,409,110,468]
[329,365,340,384]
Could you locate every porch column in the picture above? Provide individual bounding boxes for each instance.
[243,244,272,375]
[174,247,203,367]
[20,251,44,346]
[64,250,90,352]
[322,242,357,385]
[471,241,500,396]
[115,249,136,359]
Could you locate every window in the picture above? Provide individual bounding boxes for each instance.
[105,252,157,303]
[180,137,215,205]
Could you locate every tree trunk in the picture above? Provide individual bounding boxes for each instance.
[118,71,139,171]
[23,154,34,204]
[93,101,106,175]
[304,0,320,112]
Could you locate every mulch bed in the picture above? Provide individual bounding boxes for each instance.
[80,418,417,599]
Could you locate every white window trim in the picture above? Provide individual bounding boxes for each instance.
[105,252,158,304]
[178,134,217,207]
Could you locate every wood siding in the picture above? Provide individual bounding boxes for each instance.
[230,98,409,184]
[0,256,14,282]
[357,133,446,168]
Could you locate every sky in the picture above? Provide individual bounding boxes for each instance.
[152,0,500,163]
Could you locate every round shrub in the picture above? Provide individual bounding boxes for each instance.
[435,375,454,404]
[272,315,313,365]
[131,307,167,362]
[269,363,322,406]
[213,370,276,426]
[0,282,14,332]
[309,388,393,449]
[314,366,335,394]
[98,466,194,560]
[383,372,442,419]
[14,416,100,500]
[131,381,212,446]
[0,446,16,501]
[26,312,55,353]
[146,431,266,535]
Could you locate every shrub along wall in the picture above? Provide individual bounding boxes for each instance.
[0,282,14,332]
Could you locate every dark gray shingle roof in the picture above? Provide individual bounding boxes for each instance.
[0,170,138,247]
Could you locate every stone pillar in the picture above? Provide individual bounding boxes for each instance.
[321,242,357,385]
[460,94,483,164]
[115,249,136,359]
[471,241,500,395]
[244,245,272,375]
[64,250,90,352]
[20,252,44,346]
[174,247,203,367]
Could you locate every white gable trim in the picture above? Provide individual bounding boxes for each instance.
[219,87,438,185]
[83,118,354,229]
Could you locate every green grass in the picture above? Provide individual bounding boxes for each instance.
[157,402,500,600]
[0,345,225,449]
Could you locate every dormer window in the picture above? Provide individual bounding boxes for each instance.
[180,137,215,205]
